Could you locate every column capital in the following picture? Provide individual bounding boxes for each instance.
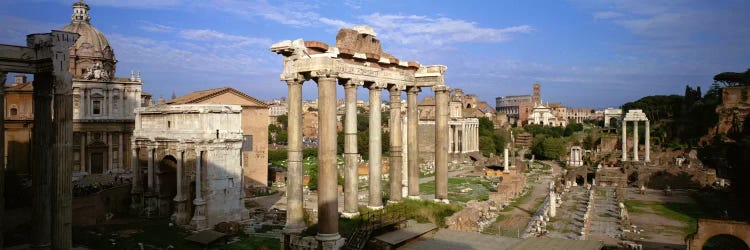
[432,85,450,93]
[311,69,339,79]
[176,144,187,152]
[406,86,421,94]
[282,73,306,84]
[338,78,364,88]
[388,83,405,93]
[365,82,387,90]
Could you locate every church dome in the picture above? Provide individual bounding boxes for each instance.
[62,0,116,80]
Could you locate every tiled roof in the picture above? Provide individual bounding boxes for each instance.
[5,82,33,91]
[168,87,268,107]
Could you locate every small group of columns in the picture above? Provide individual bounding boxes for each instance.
[448,123,479,153]
[283,71,451,244]
[130,143,207,229]
[621,120,650,162]
[77,132,126,173]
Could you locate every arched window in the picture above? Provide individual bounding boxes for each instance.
[10,108,18,116]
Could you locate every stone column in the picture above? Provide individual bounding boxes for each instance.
[504,148,510,173]
[621,121,627,161]
[633,121,639,161]
[191,148,207,230]
[406,86,421,199]
[81,88,86,119]
[52,58,76,249]
[314,70,343,245]
[0,72,5,249]
[147,145,155,192]
[80,134,86,172]
[31,73,53,249]
[549,182,556,217]
[130,145,142,213]
[367,82,385,209]
[108,133,113,172]
[341,79,359,218]
[448,125,453,154]
[173,146,189,224]
[283,78,305,234]
[645,120,650,162]
[119,133,124,171]
[433,85,450,203]
[388,83,404,203]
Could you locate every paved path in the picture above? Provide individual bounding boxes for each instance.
[588,186,623,245]
[547,186,588,240]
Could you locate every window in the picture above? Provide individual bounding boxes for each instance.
[10,108,17,116]
[167,121,171,128]
[242,135,253,152]
[93,100,101,115]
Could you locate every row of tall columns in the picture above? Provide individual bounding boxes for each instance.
[621,120,651,162]
[448,123,480,154]
[282,76,449,248]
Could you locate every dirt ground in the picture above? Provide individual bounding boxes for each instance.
[623,187,700,250]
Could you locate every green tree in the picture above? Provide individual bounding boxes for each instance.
[713,68,750,87]
[479,136,496,157]
[541,137,566,160]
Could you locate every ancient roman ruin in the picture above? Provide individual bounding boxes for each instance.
[270,26,450,249]
[621,109,650,162]
[0,31,79,249]
[131,104,248,230]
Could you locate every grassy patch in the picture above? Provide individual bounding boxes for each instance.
[419,176,495,203]
[388,199,462,227]
[502,185,534,212]
[624,200,704,235]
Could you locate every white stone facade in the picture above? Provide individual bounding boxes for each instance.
[131,104,247,230]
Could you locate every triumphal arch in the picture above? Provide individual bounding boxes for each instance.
[270,26,451,249]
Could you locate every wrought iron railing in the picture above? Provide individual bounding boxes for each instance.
[343,205,407,250]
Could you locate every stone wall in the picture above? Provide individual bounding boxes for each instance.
[241,106,269,189]
[72,184,131,226]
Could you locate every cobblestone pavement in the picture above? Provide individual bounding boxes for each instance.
[588,186,622,245]
[547,186,588,239]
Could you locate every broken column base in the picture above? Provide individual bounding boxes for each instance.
[367,205,384,210]
[341,211,360,218]
[317,233,345,250]
[433,198,450,204]
[407,195,421,200]
[281,227,305,250]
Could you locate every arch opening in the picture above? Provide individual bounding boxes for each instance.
[158,155,178,215]
[703,234,750,250]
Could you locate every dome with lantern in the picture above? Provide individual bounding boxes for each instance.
[61,0,116,80]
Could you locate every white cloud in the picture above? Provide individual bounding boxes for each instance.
[178,29,272,46]
[139,21,175,33]
[593,11,623,19]
[360,13,532,45]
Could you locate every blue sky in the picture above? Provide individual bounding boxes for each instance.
[1,0,748,109]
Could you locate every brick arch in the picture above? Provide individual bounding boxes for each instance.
[687,219,750,250]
